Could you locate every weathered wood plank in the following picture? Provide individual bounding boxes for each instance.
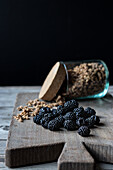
[1,161,113,170]
[97,163,113,170]
[0,155,5,162]
[0,86,40,107]
[0,93,37,107]
[1,162,113,170]
[0,107,13,114]
[0,119,11,126]
[0,86,41,94]
[0,107,13,118]
[0,141,7,155]
[0,162,57,170]
[0,129,9,139]
[0,94,18,107]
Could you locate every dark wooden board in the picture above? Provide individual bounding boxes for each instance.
[5,93,113,170]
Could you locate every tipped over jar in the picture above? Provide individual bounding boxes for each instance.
[39,60,109,101]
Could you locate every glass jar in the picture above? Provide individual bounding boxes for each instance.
[60,60,109,99]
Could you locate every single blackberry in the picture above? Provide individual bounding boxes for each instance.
[89,115,100,125]
[57,105,65,115]
[63,112,76,120]
[48,119,60,131]
[55,115,64,126]
[85,116,95,127]
[73,106,84,118]
[33,115,42,124]
[57,105,63,110]
[94,115,100,125]
[46,107,51,113]
[78,126,90,137]
[40,117,50,128]
[64,100,79,112]
[76,117,85,127]
[38,111,45,117]
[39,107,51,114]
[33,116,37,123]
[39,107,46,113]
[42,121,49,129]
[52,109,58,117]
[44,113,54,120]
[84,107,96,118]
[40,117,50,125]
[64,120,76,130]
[47,113,54,119]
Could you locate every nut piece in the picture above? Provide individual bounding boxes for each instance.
[17,106,23,111]
[18,118,23,122]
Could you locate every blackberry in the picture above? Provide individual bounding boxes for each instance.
[39,107,51,114]
[94,115,100,125]
[55,115,64,126]
[33,116,37,123]
[40,117,50,125]
[64,120,76,130]
[85,116,95,127]
[88,115,100,125]
[46,107,51,113]
[57,105,65,115]
[39,107,46,113]
[73,106,84,118]
[78,126,90,137]
[44,113,54,120]
[63,112,76,120]
[57,105,63,110]
[40,117,50,128]
[76,117,85,127]
[38,111,45,117]
[48,119,60,131]
[48,113,54,119]
[84,107,96,118]
[33,115,42,124]
[52,109,58,117]
[42,121,49,129]
[64,100,79,112]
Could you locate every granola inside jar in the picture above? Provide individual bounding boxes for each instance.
[60,60,109,99]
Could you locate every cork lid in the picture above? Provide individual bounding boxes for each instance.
[39,62,66,101]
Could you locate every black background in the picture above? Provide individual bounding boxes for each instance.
[0,0,112,85]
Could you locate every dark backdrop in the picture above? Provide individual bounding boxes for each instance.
[0,0,113,85]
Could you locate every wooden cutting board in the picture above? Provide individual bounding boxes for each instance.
[5,93,113,170]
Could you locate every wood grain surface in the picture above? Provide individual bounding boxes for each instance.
[5,92,113,170]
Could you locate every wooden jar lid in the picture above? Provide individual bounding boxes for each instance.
[39,62,66,101]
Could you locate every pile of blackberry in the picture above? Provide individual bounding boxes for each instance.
[33,99,100,137]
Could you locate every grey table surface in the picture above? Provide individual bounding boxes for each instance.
[0,86,113,170]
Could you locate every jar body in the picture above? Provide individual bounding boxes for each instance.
[62,60,109,99]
